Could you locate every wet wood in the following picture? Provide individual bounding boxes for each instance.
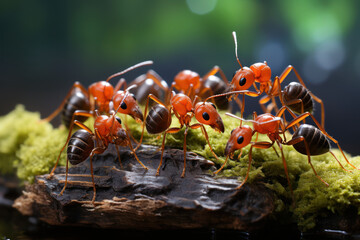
[13,144,275,230]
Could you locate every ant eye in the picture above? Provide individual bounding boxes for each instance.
[115,117,122,124]
[210,103,216,110]
[231,128,235,135]
[237,136,244,144]
[202,112,210,121]
[120,102,127,110]
[130,93,137,101]
[239,77,246,86]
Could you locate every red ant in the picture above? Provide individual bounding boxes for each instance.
[172,67,230,110]
[222,32,325,127]
[42,60,153,127]
[48,93,148,203]
[137,91,224,177]
[217,107,357,198]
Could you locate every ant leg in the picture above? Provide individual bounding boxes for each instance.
[156,127,182,176]
[285,136,329,186]
[214,155,230,175]
[181,127,189,178]
[59,155,69,196]
[88,147,106,204]
[125,129,148,170]
[42,82,88,123]
[276,141,294,199]
[236,145,253,190]
[145,70,169,92]
[236,141,274,190]
[114,144,123,169]
[202,65,229,84]
[328,151,352,172]
[259,95,271,113]
[190,123,220,161]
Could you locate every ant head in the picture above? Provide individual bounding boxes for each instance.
[224,125,253,156]
[194,102,224,133]
[250,62,271,83]
[230,67,255,91]
[171,93,193,116]
[113,90,144,122]
[173,70,201,93]
[88,81,114,112]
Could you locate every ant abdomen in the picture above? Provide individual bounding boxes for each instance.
[67,129,94,165]
[292,124,330,156]
[282,82,314,114]
[203,75,229,110]
[145,104,172,134]
[61,89,91,128]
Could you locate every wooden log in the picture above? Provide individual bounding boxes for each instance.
[13,144,275,230]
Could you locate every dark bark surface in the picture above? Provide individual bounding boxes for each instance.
[13,144,275,230]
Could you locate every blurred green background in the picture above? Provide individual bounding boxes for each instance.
[1,0,360,154]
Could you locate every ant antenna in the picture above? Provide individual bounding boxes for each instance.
[106,60,153,82]
[232,31,243,69]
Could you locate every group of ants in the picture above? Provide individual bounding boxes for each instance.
[43,32,358,203]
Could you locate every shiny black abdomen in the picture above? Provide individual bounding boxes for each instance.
[292,124,330,156]
[282,82,313,114]
[202,75,229,110]
[145,104,172,134]
[67,129,94,165]
[61,89,91,128]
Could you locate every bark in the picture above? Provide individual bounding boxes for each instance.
[13,144,275,230]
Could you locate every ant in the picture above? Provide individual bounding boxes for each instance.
[221,32,325,127]
[42,60,153,127]
[138,91,224,177]
[48,93,148,203]
[172,67,230,110]
[216,107,357,198]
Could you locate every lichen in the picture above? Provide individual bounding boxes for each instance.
[1,105,360,231]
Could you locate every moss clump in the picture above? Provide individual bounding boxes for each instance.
[0,105,67,182]
[1,105,360,231]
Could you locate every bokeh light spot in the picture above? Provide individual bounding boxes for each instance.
[314,39,345,71]
[303,54,330,85]
[186,0,217,15]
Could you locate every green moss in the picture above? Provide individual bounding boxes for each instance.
[0,105,67,182]
[1,105,360,231]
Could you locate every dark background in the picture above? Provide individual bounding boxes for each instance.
[1,0,360,155]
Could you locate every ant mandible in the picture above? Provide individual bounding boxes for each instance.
[224,32,325,127]
[42,60,153,127]
[219,108,357,198]
[48,92,148,203]
[138,91,224,177]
